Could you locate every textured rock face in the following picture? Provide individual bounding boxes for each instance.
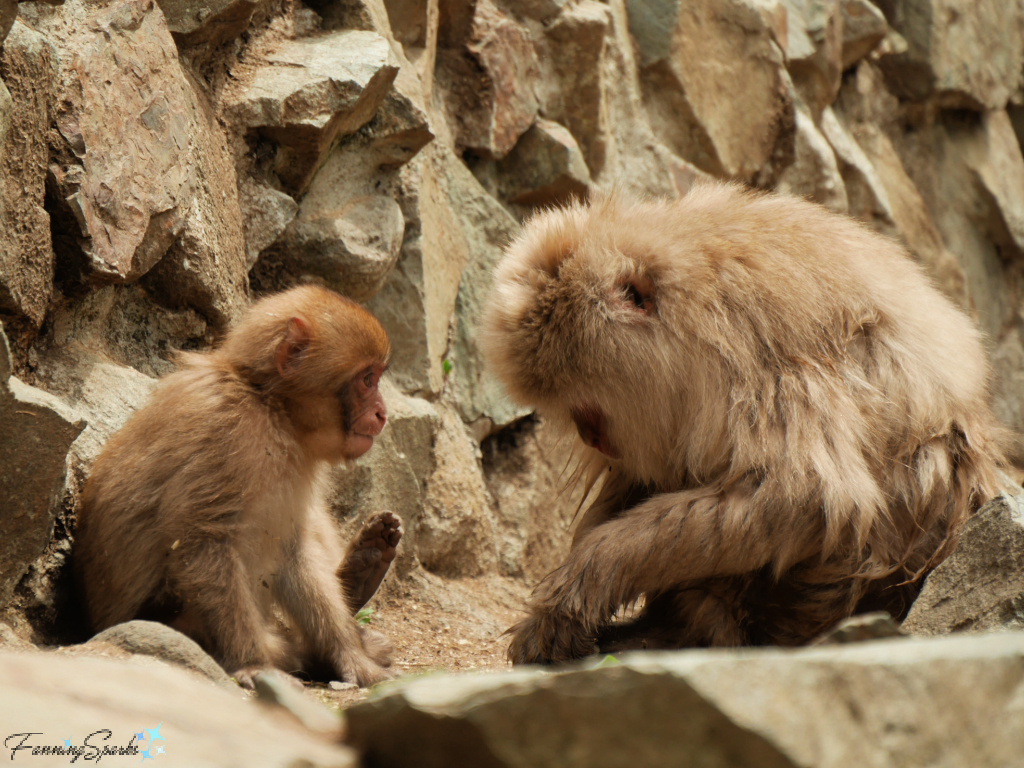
[630,0,794,180]
[47,0,196,284]
[903,495,1024,635]
[0,23,56,325]
[223,30,399,194]
[876,0,1024,109]
[347,633,1024,768]
[0,325,83,607]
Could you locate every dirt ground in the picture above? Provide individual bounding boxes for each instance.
[308,570,531,709]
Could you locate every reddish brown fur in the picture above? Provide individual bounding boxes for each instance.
[76,285,398,686]
[483,182,1010,663]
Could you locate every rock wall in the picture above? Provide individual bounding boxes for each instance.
[2,0,1024,637]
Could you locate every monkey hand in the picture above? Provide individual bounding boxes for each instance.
[336,650,393,688]
[506,609,598,665]
[231,666,305,691]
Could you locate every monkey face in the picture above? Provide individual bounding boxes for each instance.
[485,198,686,481]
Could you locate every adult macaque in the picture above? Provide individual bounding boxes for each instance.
[484,182,1010,664]
[76,285,402,687]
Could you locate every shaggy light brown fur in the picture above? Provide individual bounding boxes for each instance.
[484,182,1009,663]
[76,286,402,686]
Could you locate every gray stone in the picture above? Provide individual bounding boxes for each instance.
[237,179,298,269]
[0,324,84,608]
[775,105,848,212]
[903,495,1024,635]
[156,0,259,48]
[781,0,842,114]
[0,22,56,325]
[266,195,405,303]
[223,31,399,194]
[820,105,895,231]
[347,633,1024,768]
[498,118,591,207]
[329,380,438,576]
[840,0,888,69]
[254,669,343,736]
[876,0,1024,109]
[142,76,249,329]
[811,612,905,644]
[436,0,539,159]
[46,0,197,284]
[445,158,528,430]
[537,0,610,175]
[0,651,357,767]
[84,620,234,687]
[630,0,794,180]
[502,0,566,22]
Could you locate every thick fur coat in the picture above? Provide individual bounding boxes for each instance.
[484,183,1009,661]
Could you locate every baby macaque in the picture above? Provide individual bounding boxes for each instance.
[484,182,1009,663]
[76,285,402,686]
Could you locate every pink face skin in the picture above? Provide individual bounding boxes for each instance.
[340,363,388,460]
[570,404,620,460]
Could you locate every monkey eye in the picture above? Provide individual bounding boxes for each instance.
[618,276,655,315]
[362,371,376,388]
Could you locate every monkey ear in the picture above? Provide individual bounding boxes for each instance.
[275,317,312,377]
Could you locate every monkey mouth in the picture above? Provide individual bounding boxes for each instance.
[570,405,620,459]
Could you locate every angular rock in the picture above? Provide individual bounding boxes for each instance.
[0,324,84,608]
[347,633,1024,768]
[781,0,842,114]
[415,406,499,576]
[254,670,343,737]
[237,179,298,269]
[445,158,527,430]
[155,0,259,48]
[383,0,429,46]
[359,71,434,167]
[811,612,905,644]
[820,105,895,231]
[223,31,399,194]
[502,0,567,23]
[0,651,357,767]
[436,0,539,159]
[329,379,438,575]
[876,0,1024,109]
[962,110,1024,260]
[840,0,888,69]
[775,106,848,212]
[142,74,249,328]
[84,621,234,687]
[630,0,794,180]
[537,0,610,175]
[263,195,405,303]
[47,0,195,283]
[0,22,56,325]
[498,118,591,207]
[903,495,1024,635]
[365,145,485,395]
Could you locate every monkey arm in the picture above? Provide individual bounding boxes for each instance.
[509,479,819,664]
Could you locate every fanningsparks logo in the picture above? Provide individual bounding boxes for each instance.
[4,724,167,762]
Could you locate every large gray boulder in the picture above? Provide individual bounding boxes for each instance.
[348,633,1024,768]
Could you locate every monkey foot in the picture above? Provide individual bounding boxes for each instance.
[340,512,403,613]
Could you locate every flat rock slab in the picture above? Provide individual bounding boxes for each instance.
[347,632,1024,768]
[0,651,355,767]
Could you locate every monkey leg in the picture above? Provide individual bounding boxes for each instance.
[276,519,392,687]
[508,484,803,664]
[337,511,403,613]
[170,539,288,685]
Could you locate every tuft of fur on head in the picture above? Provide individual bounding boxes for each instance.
[212,284,391,395]
[483,181,1010,581]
